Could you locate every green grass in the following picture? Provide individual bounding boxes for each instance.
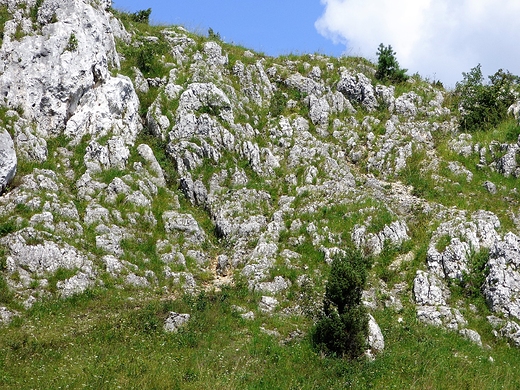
[2,286,520,389]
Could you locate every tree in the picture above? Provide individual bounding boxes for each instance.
[131,8,152,24]
[375,43,408,83]
[311,249,370,359]
[454,64,520,132]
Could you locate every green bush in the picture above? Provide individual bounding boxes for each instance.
[453,65,520,132]
[311,249,370,359]
[375,43,408,83]
[131,8,152,24]
[65,33,78,52]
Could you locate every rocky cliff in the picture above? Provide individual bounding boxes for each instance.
[2,0,520,356]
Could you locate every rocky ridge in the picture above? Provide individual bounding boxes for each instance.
[1,0,520,353]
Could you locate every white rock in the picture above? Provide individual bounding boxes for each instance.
[57,272,95,298]
[0,0,121,135]
[164,312,191,332]
[259,296,279,313]
[367,314,385,353]
[0,130,17,194]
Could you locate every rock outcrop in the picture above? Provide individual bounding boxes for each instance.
[0,130,16,193]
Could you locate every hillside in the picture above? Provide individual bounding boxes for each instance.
[1,1,520,388]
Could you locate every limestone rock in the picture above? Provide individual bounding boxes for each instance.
[0,307,18,325]
[459,328,483,347]
[483,233,520,320]
[254,276,291,294]
[57,272,96,298]
[413,270,449,306]
[352,220,409,256]
[367,314,385,356]
[259,296,279,313]
[1,228,90,276]
[337,70,377,111]
[0,0,121,136]
[427,211,500,280]
[0,130,17,194]
[417,305,467,330]
[163,211,206,244]
[164,312,191,333]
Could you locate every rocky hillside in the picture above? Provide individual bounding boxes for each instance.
[2,0,520,387]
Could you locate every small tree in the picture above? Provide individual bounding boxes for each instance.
[131,8,152,24]
[375,43,408,83]
[311,249,370,359]
[454,64,520,132]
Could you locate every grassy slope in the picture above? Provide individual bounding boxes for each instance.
[1,287,520,389]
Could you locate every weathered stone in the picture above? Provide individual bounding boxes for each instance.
[367,314,385,356]
[0,307,18,325]
[483,233,520,320]
[417,305,467,330]
[0,130,17,194]
[163,211,206,244]
[1,228,89,276]
[337,70,377,111]
[459,328,483,347]
[164,312,191,332]
[57,272,95,298]
[259,296,279,313]
[413,270,449,306]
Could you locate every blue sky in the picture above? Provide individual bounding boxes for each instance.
[113,0,520,87]
[112,0,344,57]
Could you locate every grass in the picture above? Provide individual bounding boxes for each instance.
[1,286,520,389]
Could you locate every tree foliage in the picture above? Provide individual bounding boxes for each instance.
[453,64,520,132]
[311,249,370,359]
[375,43,408,83]
[131,8,152,24]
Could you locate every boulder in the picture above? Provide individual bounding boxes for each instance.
[366,314,385,357]
[0,130,17,193]
[337,70,378,111]
[0,0,121,136]
[483,233,520,319]
[164,312,191,333]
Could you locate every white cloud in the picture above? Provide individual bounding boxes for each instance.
[316,0,520,87]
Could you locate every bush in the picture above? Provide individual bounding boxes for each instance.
[375,43,408,83]
[311,249,370,359]
[453,65,520,132]
[131,8,152,24]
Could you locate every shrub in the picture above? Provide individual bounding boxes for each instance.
[131,8,152,24]
[375,43,408,83]
[453,65,520,132]
[65,33,78,52]
[311,249,370,359]
[208,28,221,41]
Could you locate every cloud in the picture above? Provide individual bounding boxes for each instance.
[315,0,520,87]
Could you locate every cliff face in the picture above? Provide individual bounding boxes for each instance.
[1,0,520,353]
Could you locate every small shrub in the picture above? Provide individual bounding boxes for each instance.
[457,249,490,299]
[30,0,44,24]
[0,219,17,237]
[131,8,152,24]
[65,33,78,52]
[311,249,370,359]
[208,27,221,41]
[375,43,408,83]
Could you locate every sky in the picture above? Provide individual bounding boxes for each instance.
[113,0,520,88]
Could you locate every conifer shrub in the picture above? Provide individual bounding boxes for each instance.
[131,8,152,24]
[311,249,370,359]
[375,43,408,83]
